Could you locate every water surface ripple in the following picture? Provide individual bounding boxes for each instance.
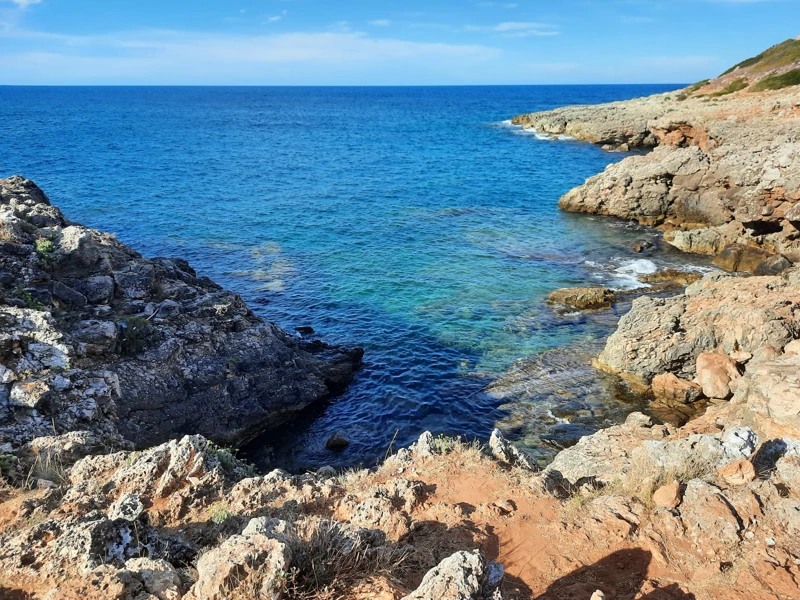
[1,85,708,469]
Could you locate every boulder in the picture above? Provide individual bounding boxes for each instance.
[717,459,756,486]
[547,287,615,310]
[754,254,793,276]
[712,244,771,272]
[326,431,351,451]
[732,353,800,438]
[125,558,182,600]
[696,352,740,399]
[401,550,486,600]
[653,482,682,509]
[679,480,742,559]
[185,534,291,600]
[651,373,703,404]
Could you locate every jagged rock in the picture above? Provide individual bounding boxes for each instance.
[515,84,800,257]
[696,352,740,399]
[401,550,486,600]
[544,413,668,488]
[547,287,615,310]
[597,272,800,386]
[410,431,435,458]
[108,494,145,522]
[241,517,300,546]
[184,534,291,600]
[0,175,363,451]
[489,428,537,470]
[679,480,742,559]
[125,557,182,600]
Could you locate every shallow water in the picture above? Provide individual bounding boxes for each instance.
[1,85,711,469]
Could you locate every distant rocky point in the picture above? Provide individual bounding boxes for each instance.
[514,39,800,268]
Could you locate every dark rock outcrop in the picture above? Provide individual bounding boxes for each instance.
[0,175,362,451]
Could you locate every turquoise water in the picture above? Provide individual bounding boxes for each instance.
[0,85,704,469]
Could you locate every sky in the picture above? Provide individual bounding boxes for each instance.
[0,0,799,85]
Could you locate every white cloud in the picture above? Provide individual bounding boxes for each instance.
[464,21,559,37]
[0,29,503,84]
[267,16,282,22]
[369,19,391,26]
[8,0,42,7]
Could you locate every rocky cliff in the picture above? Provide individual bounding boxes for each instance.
[0,175,362,453]
[513,40,800,267]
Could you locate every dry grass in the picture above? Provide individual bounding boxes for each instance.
[25,448,68,487]
[563,449,720,512]
[282,518,408,600]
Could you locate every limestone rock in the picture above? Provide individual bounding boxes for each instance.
[401,550,486,600]
[597,271,800,386]
[755,254,793,276]
[185,534,291,600]
[732,352,800,438]
[653,482,682,509]
[696,352,741,399]
[713,244,771,272]
[679,480,742,559]
[544,413,666,488]
[547,287,615,310]
[515,85,800,258]
[489,428,537,470]
[651,373,703,405]
[125,557,182,600]
[717,459,756,486]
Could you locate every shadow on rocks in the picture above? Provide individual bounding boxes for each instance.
[533,549,696,600]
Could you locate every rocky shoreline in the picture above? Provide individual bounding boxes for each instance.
[0,175,363,455]
[1,176,798,598]
[513,44,800,266]
[2,40,800,599]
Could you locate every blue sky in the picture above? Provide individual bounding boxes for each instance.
[1,0,798,85]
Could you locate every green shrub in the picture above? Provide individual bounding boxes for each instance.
[208,501,232,524]
[685,79,709,95]
[10,287,46,311]
[0,454,18,477]
[120,317,155,356]
[721,38,800,75]
[709,78,748,97]
[751,68,800,92]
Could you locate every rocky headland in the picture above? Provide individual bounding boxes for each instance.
[513,38,800,267]
[2,39,800,600]
[0,175,362,454]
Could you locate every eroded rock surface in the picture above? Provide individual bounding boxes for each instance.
[513,54,800,264]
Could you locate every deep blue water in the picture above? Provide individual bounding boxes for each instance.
[1,85,706,469]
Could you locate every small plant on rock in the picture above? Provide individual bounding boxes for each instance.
[208,501,233,524]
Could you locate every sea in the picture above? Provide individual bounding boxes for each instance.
[0,85,713,470]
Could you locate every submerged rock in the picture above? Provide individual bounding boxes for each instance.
[547,287,615,310]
